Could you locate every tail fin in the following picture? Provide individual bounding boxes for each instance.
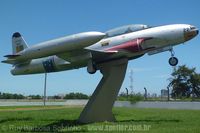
[12,32,28,54]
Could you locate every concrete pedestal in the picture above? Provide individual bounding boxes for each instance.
[78,58,128,123]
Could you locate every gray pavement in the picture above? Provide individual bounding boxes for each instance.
[1,100,200,110]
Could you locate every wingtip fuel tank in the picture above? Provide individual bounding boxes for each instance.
[3,31,106,63]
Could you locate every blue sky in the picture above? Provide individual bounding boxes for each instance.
[0,0,199,96]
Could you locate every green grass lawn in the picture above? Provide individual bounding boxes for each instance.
[0,106,200,133]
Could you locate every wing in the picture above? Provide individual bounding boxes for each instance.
[56,49,90,63]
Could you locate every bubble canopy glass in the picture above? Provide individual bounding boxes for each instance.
[105,24,151,38]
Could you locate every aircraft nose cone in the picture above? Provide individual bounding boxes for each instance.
[184,27,198,41]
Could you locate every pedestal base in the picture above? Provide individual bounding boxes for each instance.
[78,58,128,123]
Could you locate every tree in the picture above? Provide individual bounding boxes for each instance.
[53,95,62,99]
[190,73,200,97]
[28,95,42,99]
[168,65,200,98]
[64,92,89,99]
[0,92,25,99]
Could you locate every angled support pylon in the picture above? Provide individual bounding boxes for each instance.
[78,58,128,123]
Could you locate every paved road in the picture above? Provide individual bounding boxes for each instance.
[115,101,200,110]
[1,100,200,110]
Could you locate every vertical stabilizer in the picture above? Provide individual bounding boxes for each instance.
[12,32,28,54]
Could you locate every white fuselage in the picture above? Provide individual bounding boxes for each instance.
[88,24,185,54]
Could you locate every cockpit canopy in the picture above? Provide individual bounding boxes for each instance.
[105,24,151,38]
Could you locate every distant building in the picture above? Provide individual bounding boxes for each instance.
[151,93,157,98]
[147,93,151,98]
[57,93,65,99]
[161,89,168,100]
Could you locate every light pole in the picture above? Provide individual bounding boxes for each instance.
[129,69,133,94]
[125,88,129,100]
[43,73,47,106]
[167,86,170,101]
[144,87,147,100]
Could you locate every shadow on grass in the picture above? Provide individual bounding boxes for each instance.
[21,119,87,132]
[0,117,33,124]
[119,119,181,123]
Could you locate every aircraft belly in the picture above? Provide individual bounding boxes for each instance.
[90,49,143,64]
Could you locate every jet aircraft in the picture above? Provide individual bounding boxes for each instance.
[2,24,199,123]
[2,24,198,75]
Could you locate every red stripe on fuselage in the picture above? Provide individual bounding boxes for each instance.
[106,38,146,53]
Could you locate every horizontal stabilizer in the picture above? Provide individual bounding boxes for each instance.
[1,59,18,64]
[4,54,21,58]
